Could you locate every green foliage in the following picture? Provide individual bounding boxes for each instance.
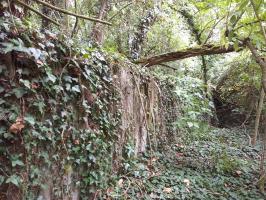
[214,151,241,174]
[0,17,119,198]
[107,128,264,200]
[158,73,212,143]
[174,76,212,142]
[1,0,266,198]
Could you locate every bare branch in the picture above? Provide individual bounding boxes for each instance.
[15,0,60,26]
[158,64,178,70]
[34,0,112,25]
[108,2,132,21]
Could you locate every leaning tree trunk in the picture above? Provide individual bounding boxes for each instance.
[137,44,240,67]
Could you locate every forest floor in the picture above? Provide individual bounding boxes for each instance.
[106,128,265,200]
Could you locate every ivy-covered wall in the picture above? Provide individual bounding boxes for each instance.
[0,17,120,199]
[0,17,180,199]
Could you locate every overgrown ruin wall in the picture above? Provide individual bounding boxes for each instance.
[112,61,181,163]
[0,20,180,199]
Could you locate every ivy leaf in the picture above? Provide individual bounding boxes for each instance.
[19,79,31,89]
[88,154,96,163]
[47,73,57,83]
[63,75,73,83]
[0,175,4,185]
[32,130,45,140]
[6,175,21,187]
[0,86,4,93]
[229,15,237,24]
[11,159,24,167]
[65,83,71,91]
[24,115,36,126]
[239,0,249,10]
[84,66,92,77]
[187,122,194,128]
[72,85,81,93]
[33,101,45,114]
[28,47,42,60]
[0,42,15,53]
[12,88,27,98]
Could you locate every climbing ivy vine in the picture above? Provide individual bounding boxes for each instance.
[0,16,119,198]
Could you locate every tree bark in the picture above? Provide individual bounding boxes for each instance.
[130,9,156,60]
[247,41,266,92]
[137,44,240,67]
[90,0,109,44]
[252,88,265,146]
[1,0,24,18]
[35,0,111,25]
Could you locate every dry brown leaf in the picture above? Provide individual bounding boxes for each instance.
[150,193,157,198]
[183,178,190,186]
[9,117,25,134]
[73,139,80,145]
[235,170,242,176]
[31,82,39,89]
[163,187,172,193]
[175,144,184,148]
[176,152,184,158]
[36,60,44,65]
[118,179,123,187]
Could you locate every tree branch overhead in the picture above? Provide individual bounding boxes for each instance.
[136,44,240,67]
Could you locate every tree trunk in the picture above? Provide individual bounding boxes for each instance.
[90,0,109,44]
[130,9,156,60]
[247,41,266,92]
[1,0,24,18]
[41,0,52,28]
[179,9,208,94]
[41,0,61,29]
[252,88,265,146]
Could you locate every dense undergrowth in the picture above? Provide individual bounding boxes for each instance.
[106,128,264,200]
[0,16,210,199]
[1,10,263,200]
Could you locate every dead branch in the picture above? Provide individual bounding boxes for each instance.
[108,2,132,21]
[15,0,60,26]
[159,64,178,70]
[137,44,242,67]
[34,0,112,25]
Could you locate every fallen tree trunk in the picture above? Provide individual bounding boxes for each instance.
[137,44,241,67]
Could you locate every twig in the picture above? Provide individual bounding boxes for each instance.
[108,2,132,21]
[159,63,178,70]
[250,0,266,43]
[203,16,225,44]
[34,0,112,25]
[15,0,60,26]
